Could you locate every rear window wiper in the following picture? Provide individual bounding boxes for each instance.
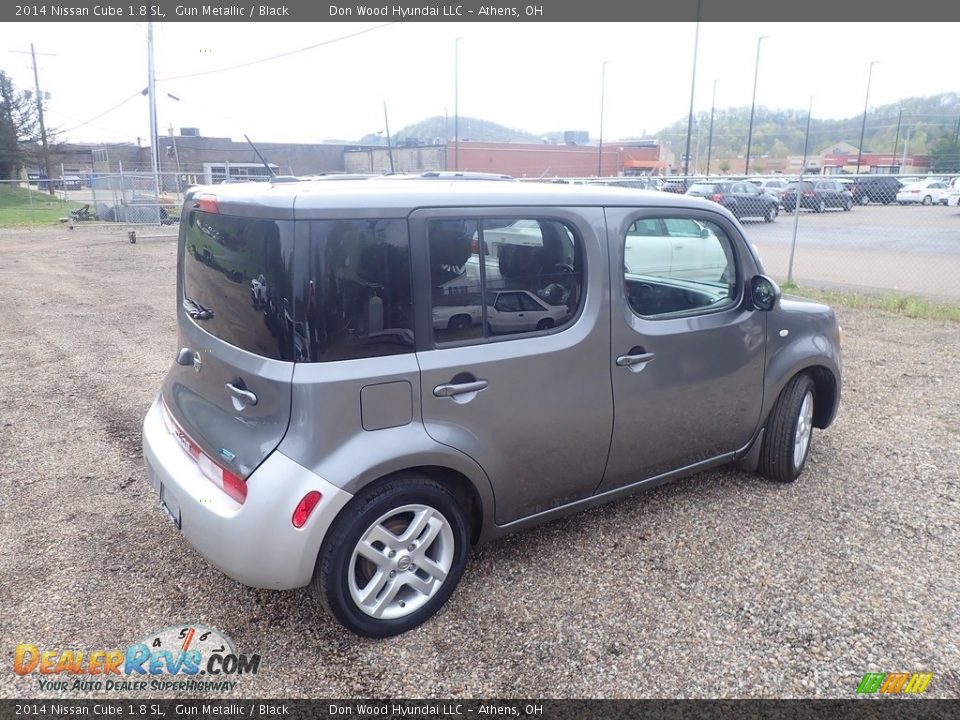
[183,296,215,321]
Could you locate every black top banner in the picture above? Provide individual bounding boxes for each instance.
[1,700,958,720]
[5,0,960,22]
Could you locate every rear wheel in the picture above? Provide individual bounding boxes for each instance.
[759,374,816,483]
[314,476,469,638]
[764,205,778,223]
[815,198,826,213]
[922,195,933,206]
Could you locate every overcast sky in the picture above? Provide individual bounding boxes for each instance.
[4,22,958,147]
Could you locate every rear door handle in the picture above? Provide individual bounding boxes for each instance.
[225,382,258,406]
[616,352,656,368]
[433,380,489,398]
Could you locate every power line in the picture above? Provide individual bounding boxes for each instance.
[158,23,396,82]
[59,91,143,133]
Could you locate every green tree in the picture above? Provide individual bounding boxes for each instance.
[718,159,731,173]
[0,70,41,181]
[928,136,960,172]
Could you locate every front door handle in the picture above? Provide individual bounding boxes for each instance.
[616,352,656,368]
[225,382,258,406]
[433,379,489,398]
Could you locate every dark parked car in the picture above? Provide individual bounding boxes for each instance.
[850,176,903,205]
[661,179,690,194]
[686,181,780,222]
[781,180,854,213]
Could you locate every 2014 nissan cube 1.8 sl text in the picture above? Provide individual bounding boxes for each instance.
[142,176,842,637]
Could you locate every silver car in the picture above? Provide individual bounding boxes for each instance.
[143,177,842,637]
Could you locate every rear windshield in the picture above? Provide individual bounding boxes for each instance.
[181,211,295,361]
[786,182,814,190]
[688,183,722,193]
[181,212,413,362]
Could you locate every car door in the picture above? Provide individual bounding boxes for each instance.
[598,207,766,493]
[411,208,614,525]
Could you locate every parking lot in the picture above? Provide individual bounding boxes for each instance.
[744,203,960,300]
[1,226,958,698]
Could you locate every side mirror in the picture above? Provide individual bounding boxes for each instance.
[750,275,781,311]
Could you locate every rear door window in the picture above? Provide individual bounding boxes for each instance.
[294,219,414,362]
[427,217,584,343]
[181,211,295,361]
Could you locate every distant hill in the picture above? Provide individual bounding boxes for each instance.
[359,94,960,163]
[357,116,566,146]
[652,92,960,159]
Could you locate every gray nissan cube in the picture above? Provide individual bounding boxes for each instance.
[142,176,841,637]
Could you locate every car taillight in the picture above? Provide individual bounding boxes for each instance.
[470,237,488,254]
[160,399,247,504]
[195,193,219,213]
[292,491,323,528]
[909,189,920,193]
[711,193,722,202]
[803,191,815,197]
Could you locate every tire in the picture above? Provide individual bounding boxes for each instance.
[764,205,778,223]
[922,195,933,206]
[843,198,852,211]
[815,198,826,213]
[536,318,555,331]
[758,374,816,483]
[859,195,870,205]
[313,475,469,638]
[447,314,472,332]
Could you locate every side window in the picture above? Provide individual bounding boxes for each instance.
[296,219,414,362]
[623,216,738,319]
[428,217,584,343]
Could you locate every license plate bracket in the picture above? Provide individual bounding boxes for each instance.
[159,483,182,530]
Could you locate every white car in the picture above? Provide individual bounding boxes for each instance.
[431,289,568,334]
[896,181,952,205]
[625,217,729,282]
[747,177,789,203]
[945,177,960,207]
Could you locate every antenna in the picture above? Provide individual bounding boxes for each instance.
[244,134,276,178]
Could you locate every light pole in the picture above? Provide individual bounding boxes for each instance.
[744,34,769,176]
[598,60,610,176]
[706,79,718,175]
[856,61,879,176]
[788,96,813,285]
[454,37,462,171]
[683,0,701,177]
[892,107,902,166]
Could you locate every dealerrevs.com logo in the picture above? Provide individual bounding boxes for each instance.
[14,625,260,693]
[856,672,933,695]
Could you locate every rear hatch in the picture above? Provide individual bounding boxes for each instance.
[160,191,297,497]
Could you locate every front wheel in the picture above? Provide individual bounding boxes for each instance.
[922,195,933,206]
[815,198,826,213]
[758,374,817,483]
[313,476,469,637]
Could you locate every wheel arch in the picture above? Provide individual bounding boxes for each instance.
[340,464,487,546]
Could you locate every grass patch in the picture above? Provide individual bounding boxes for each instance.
[0,184,83,226]
[782,282,960,322]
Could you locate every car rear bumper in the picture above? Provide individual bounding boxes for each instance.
[142,396,353,590]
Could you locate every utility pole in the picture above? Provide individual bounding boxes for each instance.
[147,22,160,222]
[383,101,395,174]
[706,79,718,175]
[682,0,701,178]
[10,44,56,194]
[892,108,902,166]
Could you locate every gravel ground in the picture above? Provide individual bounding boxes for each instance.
[0,226,958,699]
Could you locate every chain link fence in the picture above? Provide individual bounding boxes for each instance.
[556,173,960,303]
